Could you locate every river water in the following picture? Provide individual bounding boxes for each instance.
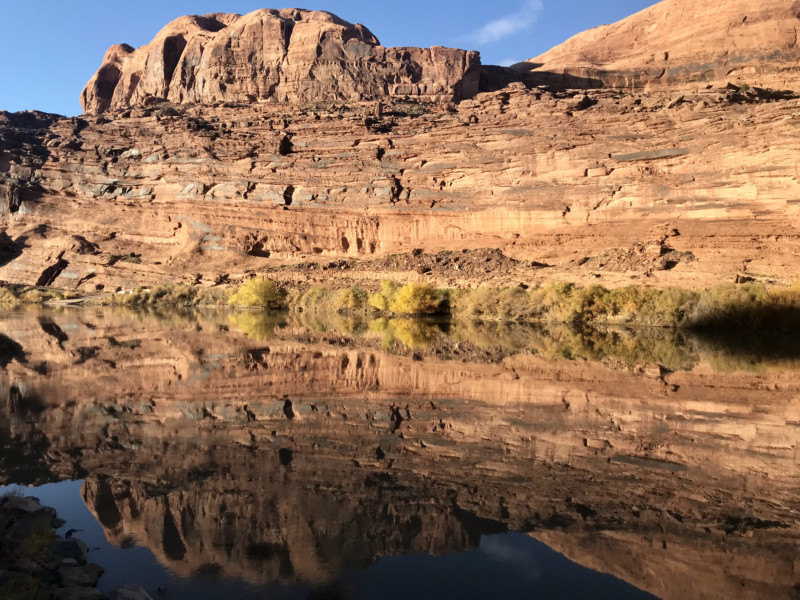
[1,307,798,599]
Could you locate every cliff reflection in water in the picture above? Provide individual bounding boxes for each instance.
[0,307,799,600]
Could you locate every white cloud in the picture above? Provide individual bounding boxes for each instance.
[498,57,520,67]
[465,0,544,45]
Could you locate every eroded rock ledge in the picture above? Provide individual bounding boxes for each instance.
[514,0,800,90]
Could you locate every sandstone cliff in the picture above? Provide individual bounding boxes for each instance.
[515,0,800,90]
[1,1,800,293]
[80,9,480,114]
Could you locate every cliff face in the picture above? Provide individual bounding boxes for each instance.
[2,1,800,293]
[515,0,800,90]
[80,9,480,114]
[0,309,798,599]
[2,84,800,292]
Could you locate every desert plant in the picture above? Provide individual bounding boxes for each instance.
[0,486,25,499]
[333,286,368,312]
[368,280,399,312]
[387,282,445,315]
[0,287,20,306]
[20,289,44,304]
[228,277,285,309]
[195,286,232,306]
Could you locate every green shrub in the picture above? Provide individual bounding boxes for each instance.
[228,277,285,309]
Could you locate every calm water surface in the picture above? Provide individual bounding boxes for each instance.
[1,308,798,599]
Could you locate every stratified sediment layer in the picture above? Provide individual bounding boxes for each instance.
[515,0,800,90]
[2,81,800,292]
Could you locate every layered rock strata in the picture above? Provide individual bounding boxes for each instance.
[0,309,798,600]
[2,1,800,293]
[80,9,480,114]
[2,83,800,292]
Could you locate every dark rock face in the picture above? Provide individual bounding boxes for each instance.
[80,9,481,113]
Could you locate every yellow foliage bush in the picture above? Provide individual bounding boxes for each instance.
[20,289,44,304]
[368,280,398,312]
[386,282,444,315]
[228,277,285,309]
[333,286,368,312]
[0,287,20,306]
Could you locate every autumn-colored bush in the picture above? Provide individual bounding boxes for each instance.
[228,277,285,309]
[367,281,445,315]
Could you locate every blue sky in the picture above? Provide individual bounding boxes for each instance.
[0,0,658,116]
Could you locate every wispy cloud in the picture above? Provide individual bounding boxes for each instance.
[464,0,544,45]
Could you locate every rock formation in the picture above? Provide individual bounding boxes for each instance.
[514,0,800,90]
[0,309,798,599]
[2,1,800,293]
[80,9,480,114]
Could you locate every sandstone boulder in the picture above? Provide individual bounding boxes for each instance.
[81,9,480,113]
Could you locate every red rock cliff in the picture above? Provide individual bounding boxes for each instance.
[80,9,481,114]
[514,0,800,90]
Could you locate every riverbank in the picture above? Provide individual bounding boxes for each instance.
[3,274,800,333]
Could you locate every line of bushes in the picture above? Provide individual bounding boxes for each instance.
[8,276,800,333]
[0,285,80,306]
[279,278,800,332]
[220,309,800,374]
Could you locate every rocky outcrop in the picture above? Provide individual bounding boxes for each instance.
[514,0,800,90]
[0,494,110,599]
[3,83,800,293]
[0,309,798,599]
[80,9,480,114]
